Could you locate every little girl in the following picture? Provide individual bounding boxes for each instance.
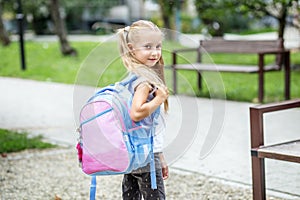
[117,20,169,200]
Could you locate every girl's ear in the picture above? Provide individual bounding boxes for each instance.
[127,43,133,50]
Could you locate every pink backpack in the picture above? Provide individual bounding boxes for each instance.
[76,74,160,199]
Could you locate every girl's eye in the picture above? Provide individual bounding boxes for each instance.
[143,44,161,50]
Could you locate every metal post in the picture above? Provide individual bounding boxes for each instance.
[16,0,26,70]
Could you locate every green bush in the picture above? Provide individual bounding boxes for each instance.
[0,129,56,153]
[180,14,202,33]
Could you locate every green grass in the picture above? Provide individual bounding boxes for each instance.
[0,40,181,86]
[228,28,277,35]
[0,40,299,102]
[0,128,57,153]
[0,41,99,83]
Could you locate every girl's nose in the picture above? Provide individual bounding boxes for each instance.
[151,49,159,56]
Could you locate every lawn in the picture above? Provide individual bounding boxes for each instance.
[0,40,299,102]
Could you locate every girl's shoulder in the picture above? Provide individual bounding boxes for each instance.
[128,72,149,92]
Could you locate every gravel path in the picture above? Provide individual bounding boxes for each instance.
[0,148,284,200]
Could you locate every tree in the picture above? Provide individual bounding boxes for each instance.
[21,0,77,56]
[194,0,251,36]
[237,0,296,40]
[195,0,300,42]
[0,0,10,46]
[157,0,175,30]
[48,0,77,56]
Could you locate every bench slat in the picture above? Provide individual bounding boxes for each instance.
[201,40,283,53]
[174,63,280,73]
[257,140,300,163]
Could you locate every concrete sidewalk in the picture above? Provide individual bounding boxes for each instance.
[1,77,299,199]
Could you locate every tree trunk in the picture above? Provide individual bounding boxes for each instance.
[162,12,171,30]
[157,0,175,40]
[157,0,172,29]
[277,7,287,40]
[49,0,77,56]
[0,3,10,46]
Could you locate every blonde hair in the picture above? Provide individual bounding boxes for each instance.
[117,20,168,112]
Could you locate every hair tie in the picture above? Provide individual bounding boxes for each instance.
[124,26,130,32]
[123,26,130,42]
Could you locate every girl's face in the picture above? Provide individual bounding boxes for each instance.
[128,30,162,67]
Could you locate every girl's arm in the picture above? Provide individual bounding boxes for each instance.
[130,82,168,122]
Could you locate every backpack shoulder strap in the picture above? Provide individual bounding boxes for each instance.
[150,148,157,189]
[89,176,97,200]
[149,126,157,189]
[120,73,138,86]
[149,107,162,189]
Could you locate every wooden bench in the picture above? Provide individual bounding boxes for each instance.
[171,39,291,102]
[250,99,300,200]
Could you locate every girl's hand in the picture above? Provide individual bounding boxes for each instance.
[130,83,168,122]
[154,85,169,104]
[159,153,169,180]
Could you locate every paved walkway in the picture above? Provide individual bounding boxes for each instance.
[0,77,299,199]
